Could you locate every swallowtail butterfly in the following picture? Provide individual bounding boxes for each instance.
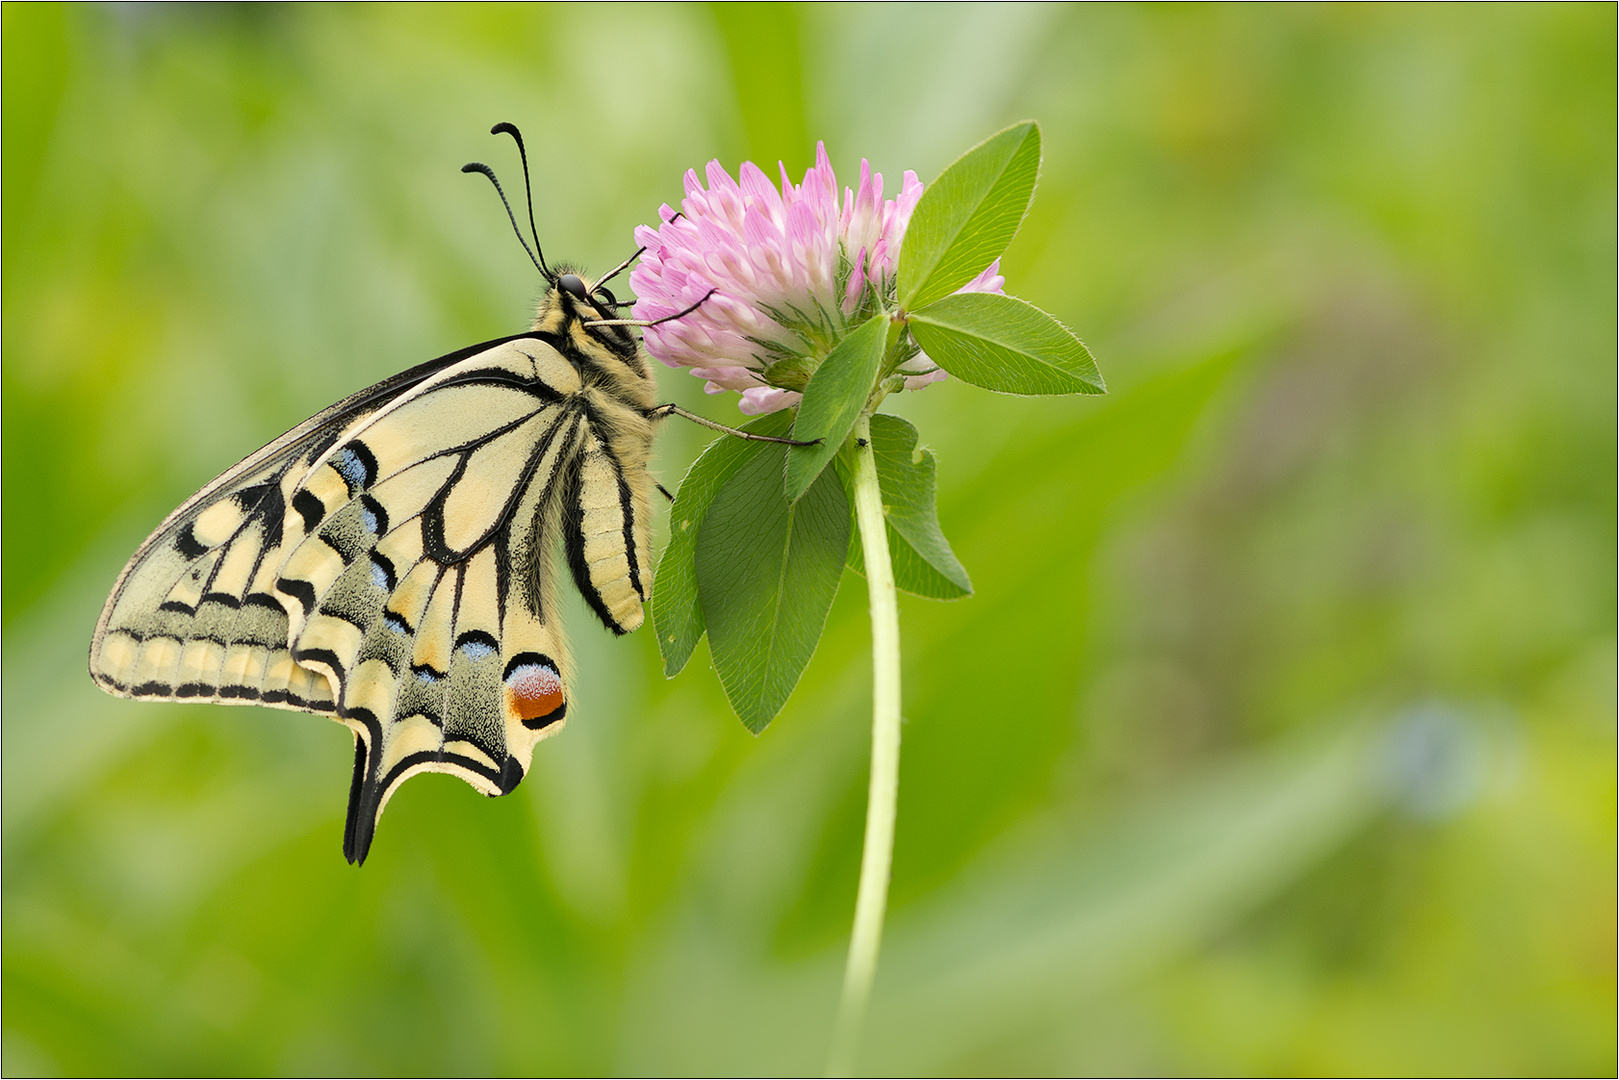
[89,124,783,864]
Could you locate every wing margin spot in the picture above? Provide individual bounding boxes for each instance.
[175,523,208,559]
[335,443,377,493]
[294,489,326,531]
[504,652,566,730]
[358,494,389,537]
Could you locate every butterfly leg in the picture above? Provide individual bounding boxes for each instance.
[647,403,820,446]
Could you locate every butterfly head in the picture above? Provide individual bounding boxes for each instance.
[536,264,631,334]
[527,265,653,395]
[551,268,624,323]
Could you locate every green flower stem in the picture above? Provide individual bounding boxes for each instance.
[828,413,903,1077]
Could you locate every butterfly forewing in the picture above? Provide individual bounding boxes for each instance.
[89,366,439,712]
[92,448,322,710]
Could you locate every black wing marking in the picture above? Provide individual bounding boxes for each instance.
[89,331,544,710]
[271,337,591,863]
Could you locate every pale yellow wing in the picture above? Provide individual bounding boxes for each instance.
[271,336,593,863]
[87,337,534,711]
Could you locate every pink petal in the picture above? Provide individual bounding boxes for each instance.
[957,258,1006,295]
[742,202,783,248]
[634,224,663,251]
[739,161,784,220]
[705,159,740,196]
[844,246,867,311]
[893,170,924,236]
[811,142,836,200]
[690,364,766,390]
[902,368,949,392]
[738,387,801,415]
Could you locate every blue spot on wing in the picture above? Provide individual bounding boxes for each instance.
[334,445,373,492]
[357,495,388,537]
[458,639,496,662]
[455,630,500,664]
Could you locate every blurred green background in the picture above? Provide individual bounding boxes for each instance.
[4,4,1613,1075]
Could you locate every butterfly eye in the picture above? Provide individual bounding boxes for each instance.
[594,285,618,308]
[557,273,588,299]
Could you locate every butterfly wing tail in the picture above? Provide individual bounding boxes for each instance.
[304,496,570,866]
[343,735,372,864]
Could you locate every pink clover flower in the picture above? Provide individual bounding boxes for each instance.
[631,144,1003,414]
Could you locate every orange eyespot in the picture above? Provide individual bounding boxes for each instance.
[505,659,564,727]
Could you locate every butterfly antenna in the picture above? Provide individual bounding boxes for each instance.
[585,210,683,306]
[593,245,645,292]
[490,122,551,278]
[461,162,547,279]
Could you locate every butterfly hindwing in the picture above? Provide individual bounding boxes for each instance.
[271,336,595,862]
